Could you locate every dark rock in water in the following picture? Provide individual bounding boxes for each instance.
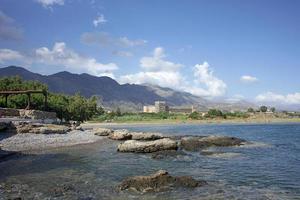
[118,170,206,193]
[50,183,76,197]
[13,122,70,134]
[181,135,246,151]
[150,150,187,160]
[117,138,178,153]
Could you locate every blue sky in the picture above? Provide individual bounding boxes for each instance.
[0,0,300,106]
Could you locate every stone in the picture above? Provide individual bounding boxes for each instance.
[19,109,57,120]
[108,129,132,140]
[117,138,178,153]
[150,150,187,160]
[14,122,70,134]
[131,132,164,140]
[93,128,114,136]
[118,170,206,193]
[180,135,246,151]
[0,108,20,117]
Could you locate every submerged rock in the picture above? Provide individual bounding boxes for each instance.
[93,128,114,136]
[0,122,9,132]
[181,135,246,151]
[108,129,132,140]
[117,138,178,153]
[150,150,187,160]
[14,122,70,134]
[118,170,206,193]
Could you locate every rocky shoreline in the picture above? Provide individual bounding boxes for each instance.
[0,121,250,194]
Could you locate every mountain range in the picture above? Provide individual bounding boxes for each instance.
[0,66,254,111]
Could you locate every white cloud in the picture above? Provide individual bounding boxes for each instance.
[189,62,227,97]
[0,49,24,63]
[120,47,226,98]
[36,0,64,8]
[35,42,118,77]
[93,14,107,27]
[81,32,147,48]
[240,75,258,83]
[256,92,300,105]
[0,10,23,41]
[140,47,182,72]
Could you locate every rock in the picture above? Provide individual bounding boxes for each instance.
[117,138,178,153]
[93,128,114,136]
[108,129,132,140]
[131,132,164,140]
[118,170,206,193]
[150,150,187,160]
[14,122,70,134]
[181,135,246,151]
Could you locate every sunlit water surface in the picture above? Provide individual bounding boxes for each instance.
[0,123,300,200]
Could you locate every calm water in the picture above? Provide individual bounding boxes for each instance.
[0,123,300,200]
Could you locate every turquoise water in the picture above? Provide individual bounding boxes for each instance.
[0,123,300,199]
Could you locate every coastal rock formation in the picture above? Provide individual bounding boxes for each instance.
[108,129,164,141]
[14,122,70,134]
[150,150,187,160]
[117,138,177,153]
[93,128,114,136]
[118,170,206,193]
[131,132,164,140]
[108,129,132,140]
[181,135,246,151]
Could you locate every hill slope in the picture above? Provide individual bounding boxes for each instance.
[0,66,209,110]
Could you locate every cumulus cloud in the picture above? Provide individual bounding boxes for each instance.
[0,49,24,63]
[93,14,107,27]
[189,62,227,97]
[256,92,300,105]
[35,0,64,8]
[35,42,118,77]
[0,10,23,41]
[240,75,258,83]
[0,42,118,78]
[140,47,182,72]
[120,47,226,98]
[81,32,147,48]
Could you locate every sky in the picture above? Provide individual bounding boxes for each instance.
[0,0,300,107]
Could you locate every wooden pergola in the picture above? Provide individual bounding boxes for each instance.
[0,90,48,110]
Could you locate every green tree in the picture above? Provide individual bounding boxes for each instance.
[247,107,254,113]
[260,106,268,112]
[270,107,276,112]
[207,109,223,117]
[189,111,200,119]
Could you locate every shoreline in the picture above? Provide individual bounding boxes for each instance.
[84,118,300,127]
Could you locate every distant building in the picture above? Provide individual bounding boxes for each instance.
[143,105,156,113]
[155,101,168,113]
[144,101,197,114]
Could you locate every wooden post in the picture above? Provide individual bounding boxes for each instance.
[26,93,31,110]
[44,92,48,110]
[5,94,8,107]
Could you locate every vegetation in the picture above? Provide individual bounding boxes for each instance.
[0,76,102,122]
[260,105,268,112]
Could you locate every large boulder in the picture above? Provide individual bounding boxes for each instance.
[131,132,164,140]
[93,128,114,136]
[118,170,206,193]
[108,129,132,140]
[181,135,246,151]
[14,122,70,134]
[117,138,177,153]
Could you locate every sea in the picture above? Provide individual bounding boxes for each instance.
[0,123,299,200]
